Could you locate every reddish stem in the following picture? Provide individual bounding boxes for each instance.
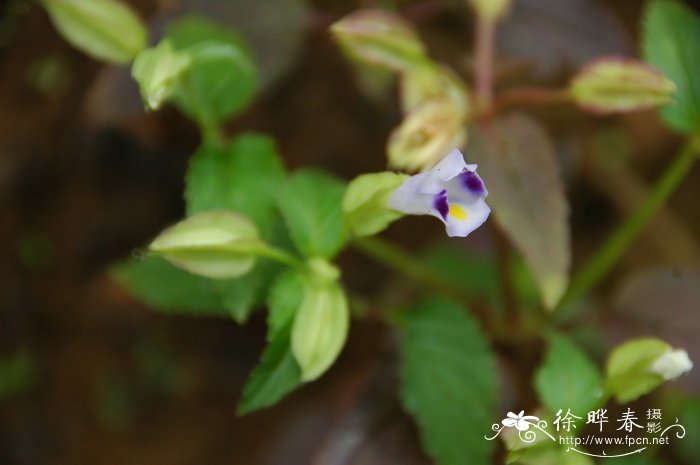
[473,17,496,114]
[494,87,570,113]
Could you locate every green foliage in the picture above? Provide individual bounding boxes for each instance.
[132,39,191,111]
[331,9,428,72]
[0,350,39,401]
[185,133,285,237]
[423,244,501,308]
[113,256,226,314]
[342,172,407,237]
[291,262,349,381]
[237,271,303,415]
[398,298,498,465]
[468,113,570,309]
[605,338,669,403]
[277,170,347,259]
[148,211,260,279]
[643,0,700,133]
[42,0,146,64]
[166,16,258,125]
[569,58,675,114]
[535,332,603,414]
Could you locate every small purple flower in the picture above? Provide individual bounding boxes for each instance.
[388,149,490,237]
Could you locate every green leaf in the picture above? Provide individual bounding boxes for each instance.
[185,133,285,237]
[569,57,675,114]
[467,113,570,309]
[534,332,603,414]
[42,0,146,64]
[166,16,258,123]
[132,39,191,111]
[331,9,428,72]
[423,244,501,308]
[643,0,700,133]
[166,15,251,51]
[342,172,407,237]
[148,211,260,279]
[398,298,498,465]
[0,350,39,401]
[237,271,303,415]
[112,256,225,314]
[605,338,669,403]
[291,277,349,382]
[277,169,347,258]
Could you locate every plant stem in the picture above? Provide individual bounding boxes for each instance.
[353,236,493,333]
[560,136,700,308]
[253,244,305,269]
[493,87,570,113]
[473,15,496,114]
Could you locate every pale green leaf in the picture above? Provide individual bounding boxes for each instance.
[42,0,146,64]
[605,338,669,403]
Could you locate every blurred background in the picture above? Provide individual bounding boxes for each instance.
[1,0,700,464]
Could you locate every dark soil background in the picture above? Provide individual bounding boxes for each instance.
[1,1,699,464]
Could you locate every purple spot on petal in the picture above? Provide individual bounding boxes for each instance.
[434,189,449,220]
[460,171,486,196]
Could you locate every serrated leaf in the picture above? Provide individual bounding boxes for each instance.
[237,271,303,415]
[535,333,603,414]
[185,132,285,238]
[467,113,570,309]
[643,0,700,133]
[277,169,346,258]
[166,16,258,123]
[112,256,225,314]
[398,298,498,465]
[42,0,147,64]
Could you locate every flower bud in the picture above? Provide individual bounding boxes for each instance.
[343,172,408,237]
[605,338,692,403]
[132,40,191,111]
[331,9,428,72]
[42,0,147,64]
[468,0,513,21]
[569,57,676,114]
[388,98,467,172]
[291,266,349,382]
[650,349,693,380]
[149,211,260,279]
[401,65,471,115]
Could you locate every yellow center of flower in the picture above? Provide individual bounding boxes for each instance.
[449,204,468,220]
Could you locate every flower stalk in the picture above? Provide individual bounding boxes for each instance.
[560,135,700,309]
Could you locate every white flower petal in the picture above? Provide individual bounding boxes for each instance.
[418,148,467,194]
[387,149,491,237]
[445,198,491,237]
[650,349,693,380]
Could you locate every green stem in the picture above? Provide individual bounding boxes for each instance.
[252,244,305,269]
[560,136,700,308]
[353,236,494,333]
